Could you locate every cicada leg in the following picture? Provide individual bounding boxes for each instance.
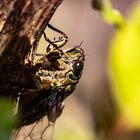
[48,24,68,41]
[43,32,63,53]
[47,24,68,48]
[35,52,44,56]
[44,24,68,52]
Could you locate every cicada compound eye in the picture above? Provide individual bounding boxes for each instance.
[72,60,84,78]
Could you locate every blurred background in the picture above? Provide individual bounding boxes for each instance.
[1,0,140,140]
[39,0,140,140]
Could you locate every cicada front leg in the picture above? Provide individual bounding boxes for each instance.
[47,24,68,48]
[35,24,68,63]
[44,24,68,55]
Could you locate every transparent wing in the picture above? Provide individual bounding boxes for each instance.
[11,90,56,140]
[12,116,55,140]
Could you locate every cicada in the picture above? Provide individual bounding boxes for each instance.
[14,24,85,139]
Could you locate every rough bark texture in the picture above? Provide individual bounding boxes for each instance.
[0,0,63,100]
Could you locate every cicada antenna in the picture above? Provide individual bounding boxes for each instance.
[77,40,83,47]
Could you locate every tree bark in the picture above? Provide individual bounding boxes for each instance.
[0,0,63,100]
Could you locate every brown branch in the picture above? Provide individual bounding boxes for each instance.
[0,0,63,99]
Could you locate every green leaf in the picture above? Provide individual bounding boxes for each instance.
[101,0,124,28]
[0,99,16,140]
[110,3,140,128]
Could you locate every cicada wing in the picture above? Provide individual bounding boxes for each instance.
[12,86,65,140]
[13,116,55,140]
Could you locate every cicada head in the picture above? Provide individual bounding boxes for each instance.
[50,45,85,99]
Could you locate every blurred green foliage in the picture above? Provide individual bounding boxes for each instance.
[92,0,124,28]
[110,2,140,128]
[0,99,16,140]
